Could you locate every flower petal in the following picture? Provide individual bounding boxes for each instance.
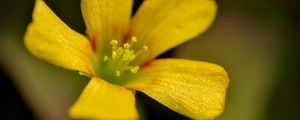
[130,0,217,64]
[69,77,138,119]
[125,59,228,119]
[81,0,133,55]
[24,0,95,75]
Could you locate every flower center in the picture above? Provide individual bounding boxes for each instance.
[96,36,148,85]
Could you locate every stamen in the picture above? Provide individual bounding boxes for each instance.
[130,66,139,74]
[110,39,118,49]
[103,55,109,62]
[112,51,117,59]
[123,43,131,49]
[110,39,118,46]
[116,70,121,77]
[143,45,149,52]
[102,38,149,80]
[131,36,137,43]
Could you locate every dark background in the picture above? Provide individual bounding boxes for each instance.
[0,0,299,120]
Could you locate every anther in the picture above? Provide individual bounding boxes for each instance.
[131,36,137,43]
[130,66,139,74]
[103,56,109,61]
[110,40,118,45]
[116,70,121,77]
[112,51,117,59]
[143,45,149,52]
[123,43,131,49]
[110,40,118,49]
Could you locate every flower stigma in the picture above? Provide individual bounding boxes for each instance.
[96,36,148,85]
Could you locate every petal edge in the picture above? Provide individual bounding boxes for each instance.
[126,59,228,119]
[131,0,217,64]
[69,77,138,119]
[24,0,95,75]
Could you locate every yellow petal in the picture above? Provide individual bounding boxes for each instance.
[69,77,138,119]
[81,0,133,55]
[130,0,217,64]
[126,59,228,119]
[24,0,95,75]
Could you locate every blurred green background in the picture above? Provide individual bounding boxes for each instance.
[0,0,299,120]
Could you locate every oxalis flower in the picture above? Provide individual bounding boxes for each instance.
[24,0,228,119]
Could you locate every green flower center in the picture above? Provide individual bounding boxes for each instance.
[95,37,148,85]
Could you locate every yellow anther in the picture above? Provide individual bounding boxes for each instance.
[112,51,117,59]
[103,56,109,62]
[110,40,118,46]
[123,43,131,49]
[130,66,139,74]
[131,36,137,43]
[116,70,121,77]
[143,45,149,52]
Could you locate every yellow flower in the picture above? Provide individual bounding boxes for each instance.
[24,0,228,119]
